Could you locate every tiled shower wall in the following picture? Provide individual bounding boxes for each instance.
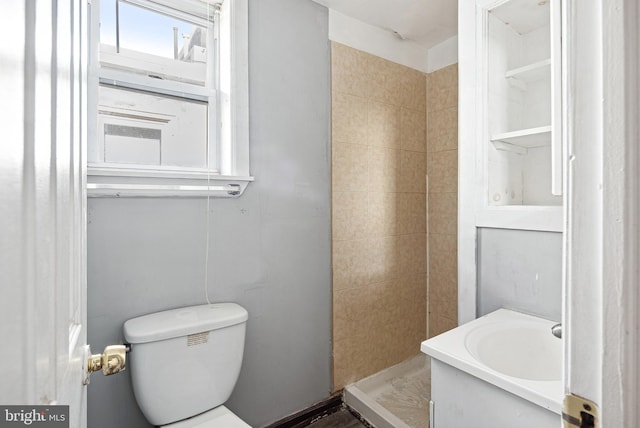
[426,64,458,338]
[331,42,428,391]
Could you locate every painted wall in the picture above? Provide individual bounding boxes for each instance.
[331,42,428,390]
[86,1,332,427]
[427,37,458,73]
[328,9,429,72]
[477,228,562,321]
[426,63,459,337]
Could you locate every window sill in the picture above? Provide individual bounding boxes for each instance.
[87,165,254,198]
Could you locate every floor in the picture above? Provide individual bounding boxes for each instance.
[307,409,368,428]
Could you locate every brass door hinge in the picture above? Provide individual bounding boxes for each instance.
[563,393,598,428]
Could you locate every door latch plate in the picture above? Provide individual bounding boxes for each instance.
[563,393,598,428]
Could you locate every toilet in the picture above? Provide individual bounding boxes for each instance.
[123,303,251,427]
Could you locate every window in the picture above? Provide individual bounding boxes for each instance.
[88,0,251,197]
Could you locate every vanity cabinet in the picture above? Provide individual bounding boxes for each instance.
[468,0,563,232]
[430,360,559,428]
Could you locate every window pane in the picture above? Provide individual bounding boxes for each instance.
[99,85,208,168]
[119,2,206,61]
[100,0,209,85]
[100,0,117,47]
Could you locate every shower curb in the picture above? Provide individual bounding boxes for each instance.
[344,384,412,428]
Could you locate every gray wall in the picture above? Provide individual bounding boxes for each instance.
[477,228,562,321]
[87,1,332,427]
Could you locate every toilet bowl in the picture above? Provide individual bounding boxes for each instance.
[124,303,251,427]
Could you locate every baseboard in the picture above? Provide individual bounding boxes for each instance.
[264,393,344,428]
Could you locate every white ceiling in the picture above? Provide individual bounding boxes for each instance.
[313,0,458,49]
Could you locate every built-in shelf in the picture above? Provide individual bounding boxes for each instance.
[506,59,551,81]
[505,59,551,90]
[490,125,551,152]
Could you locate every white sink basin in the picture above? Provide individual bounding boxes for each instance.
[422,309,564,414]
[465,322,562,381]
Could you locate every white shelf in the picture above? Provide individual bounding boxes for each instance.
[490,0,550,35]
[505,59,551,83]
[491,125,551,149]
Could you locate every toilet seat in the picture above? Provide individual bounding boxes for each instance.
[162,406,252,428]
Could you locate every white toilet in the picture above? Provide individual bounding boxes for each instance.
[123,303,251,427]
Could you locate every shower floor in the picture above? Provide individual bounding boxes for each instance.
[344,354,430,428]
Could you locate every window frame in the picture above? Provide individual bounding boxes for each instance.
[87,0,252,197]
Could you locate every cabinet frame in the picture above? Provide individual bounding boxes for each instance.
[458,0,565,324]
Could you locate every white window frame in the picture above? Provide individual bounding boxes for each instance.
[87,0,252,197]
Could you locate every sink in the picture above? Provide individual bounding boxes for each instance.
[465,321,562,381]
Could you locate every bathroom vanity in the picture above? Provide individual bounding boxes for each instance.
[421,309,562,428]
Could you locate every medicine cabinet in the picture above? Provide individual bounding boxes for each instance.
[475,0,563,231]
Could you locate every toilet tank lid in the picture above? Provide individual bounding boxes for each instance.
[123,303,248,344]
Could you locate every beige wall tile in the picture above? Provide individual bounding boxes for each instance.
[367,191,398,237]
[427,83,458,114]
[333,282,401,389]
[398,233,427,275]
[397,192,426,234]
[430,290,458,326]
[333,330,369,389]
[370,277,423,371]
[428,233,457,304]
[332,289,353,346]
[334,285,373,325]
[332,92,368,145]
[428,191,457,216]
[365,53,390,104]
[331,42,369,99]
[429,277,457,312]
[426,64,459,340]
[427,149,457,193]
[331,44,454,388]
[364,55,426,109]
[401,108,427,153]
[428,63,458,90]
[427,107,458,152]
[364,281,401,374]
[399,272,428,331]
[393,273,428,360]
[401,69,427,112]
[333,239,370,291]
[428,192,457,236]
[333,191,369,241]
[368,146,400,193]
[381,61,406,106]
[368,101,401,148]
[332,143,368,192]
[332,353,350,391]
[367,236,399,284]
[427,63,458,114]
[384,61,409,107]
[429,315,457,338]
[400,150,427,193]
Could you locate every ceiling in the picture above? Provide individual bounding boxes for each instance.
[313,0,458,49]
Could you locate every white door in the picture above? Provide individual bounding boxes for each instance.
[564,0,640,426]
[0,1,89,426]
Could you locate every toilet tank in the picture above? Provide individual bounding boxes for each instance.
[123,303,248,426]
